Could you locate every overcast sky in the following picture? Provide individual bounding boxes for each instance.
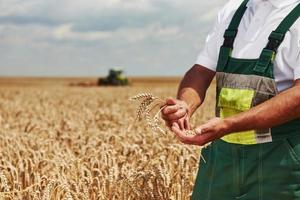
[0,0,227,77]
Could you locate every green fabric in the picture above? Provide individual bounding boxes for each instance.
[216,0,249,70]
[274,3,300,34]
[272,118,300,139]
[264,4,300,55]
[217,46,232,72]
[254,2,300,74]
[253,49,276,76]
[227,0,249,31]
[216,56,275,78]
[269,31,285,41]
[192,138,300,200]
[224,29,237,38]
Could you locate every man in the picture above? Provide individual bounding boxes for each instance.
[162,0,300,199]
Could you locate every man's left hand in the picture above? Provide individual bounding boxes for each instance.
[171,117,232,146]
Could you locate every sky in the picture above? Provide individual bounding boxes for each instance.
[0,0,227,77]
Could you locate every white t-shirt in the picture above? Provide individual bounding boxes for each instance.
[196,0,300,92]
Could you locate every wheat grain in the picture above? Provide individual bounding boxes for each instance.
[129,93,155,101]
[0,171,9,193]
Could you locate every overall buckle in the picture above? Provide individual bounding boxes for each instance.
[223,29,238,48]
[266,31,285,52]
[254,32,284,75]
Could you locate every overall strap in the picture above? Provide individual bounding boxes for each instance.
[217,0,249,71]
[254,3,300,76]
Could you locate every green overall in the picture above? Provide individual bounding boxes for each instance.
[192,1,300,199]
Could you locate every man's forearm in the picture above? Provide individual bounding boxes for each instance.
[177,64,215,117]
[225,82,300,133]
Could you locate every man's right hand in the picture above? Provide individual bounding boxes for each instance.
[161,97,191,131]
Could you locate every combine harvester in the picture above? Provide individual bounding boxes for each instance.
[98,69,129,86]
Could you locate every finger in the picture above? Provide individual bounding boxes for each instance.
[184,116,190,130]
[166,97,177,105]
[195,125,212,135]
[178,119,185,131]
[171,123,186,138]
[161,112,181,121]
[172,122,180,129]
[196,130,220,145]
[194,125,203,134]
[162,105,180,115]
[172,124,214,146]
[165,120,180,129]
[161,113,168,120]
[165,121,173,130]
[186,130,214,146]
[171,124,194,144]
[167,109,187,121]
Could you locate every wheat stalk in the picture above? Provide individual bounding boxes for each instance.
[130,92,200,136]
[0,86,216,199]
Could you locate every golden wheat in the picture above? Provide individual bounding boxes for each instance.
[0,81,216,199]
[130,92,206,138]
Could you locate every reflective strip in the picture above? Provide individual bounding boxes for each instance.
[255,131,272,143]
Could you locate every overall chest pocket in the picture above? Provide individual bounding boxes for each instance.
[217,87,259,144]
[218,87,255,118]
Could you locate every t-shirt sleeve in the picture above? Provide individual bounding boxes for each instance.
[195,2,232,71]
[293,56,300,80]
[292,25,300,80]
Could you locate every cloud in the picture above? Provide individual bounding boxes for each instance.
[52,23,183,43]
[0,0,227,76]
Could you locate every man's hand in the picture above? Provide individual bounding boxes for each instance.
[171,117,231,146]
[161,97,190,130]
[162,65,215,132]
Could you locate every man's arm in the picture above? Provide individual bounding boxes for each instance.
[171,80,300,146]
[177,64,216,117]
[161,64,215,129]
[226,79,300,132]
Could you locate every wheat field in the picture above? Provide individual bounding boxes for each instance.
[0,79,216,200]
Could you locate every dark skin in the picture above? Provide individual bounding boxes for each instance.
[162,64,300,146]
